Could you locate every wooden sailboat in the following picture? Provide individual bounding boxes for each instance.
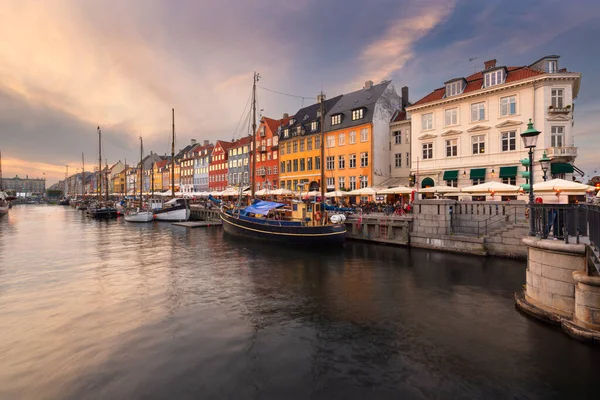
[87,126,117,219]
[125,137,153,222]
[219,73,346,244]
[76,153,88,210]
[154,109,190,222]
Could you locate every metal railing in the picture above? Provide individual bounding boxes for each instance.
[450,205,526,236]
[588,204,600,253]
[530,204,589,244]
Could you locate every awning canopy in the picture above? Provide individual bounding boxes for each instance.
[551,163,574,174]
[470,168,486,180]
[499,166,518,178]
[243,200,285,215]
[421,177,434,188]
[442,170,459,181]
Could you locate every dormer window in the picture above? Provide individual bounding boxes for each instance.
[445,80,464,97]
[331,114,342,125]
[283,128,289,138]
[351,108,364,120]
[484,69,504,87]
[547,60,558,73]
[296,126,302,135]
[289,118,295,126]
[310,121,318,131]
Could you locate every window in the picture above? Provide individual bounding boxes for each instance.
[351,108,364,120]
[471,102,485,121]
[293,159,298,172]
[406,152,410,167]
[551,126,565,147]
[310,121,318,131]
[293,141,298,153]
[280,162,285,173]
[300,158,305,171]
[502,177,516,185]
[445,80,463,97]
[299,140,305,152]
[393,130,401,144]
[422,143,433,160]
[446,180,458,187]
[501,131,516,151]
[472,135,486,154]
[280,146,285,155]
[338,176,345,190]
[360,128,368,142]
[327,177,335,188]
[326,135,335,148]
[273,165,278,175]
[472,178,485,185]
[445,108,458,126]
[307,157,312,170]
[360,152,368,167]
[338,133,346,146]
[349,176,356,190]
[273,152,277,160]
[283,129,289,138]
[360,176,368,188]
[500,96,516,116]
[395,153,402,168]
[286,161,291,173]
[326,156,335,170]
[446,139,458,157]
[338,155,345,169]
[551,88,564,109]
[349,131,356,144]
[422,113,433,130]
[307,138,312,151]
[349,154,356,168]
[331,114,342,125]
[286,142,291,153]
[315,156,321,170]
[484,69,504,87]
[315,136,321,149]
[547,60,557,73]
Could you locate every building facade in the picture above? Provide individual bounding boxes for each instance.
[1,176,46,194]
[388,109,412,186]
[193,141,213,192]
[254,116,285,191]
[406,56,582,191]
[209,140,232,191]
[227,136,252,189]
[180,141,199,193]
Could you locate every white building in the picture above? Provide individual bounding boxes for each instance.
[388,109,412,186]
[406,56,582,196]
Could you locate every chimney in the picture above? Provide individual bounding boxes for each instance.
[401,86,409,110]
[484,59,497,70]
[204,140,209,146]
[191,139,197,145]
[364,80,373,89]
[317,93,326,103]
[283,113,289,118]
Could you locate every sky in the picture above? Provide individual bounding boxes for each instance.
[1,0,599,186]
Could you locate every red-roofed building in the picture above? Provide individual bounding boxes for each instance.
[209,140,233,191]
[253,116,288,191]
[406,56,582,198]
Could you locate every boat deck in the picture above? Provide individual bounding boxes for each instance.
[171,221,222,228]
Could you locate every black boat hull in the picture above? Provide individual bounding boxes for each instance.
[87,208,118,219]
[220,211,346,245]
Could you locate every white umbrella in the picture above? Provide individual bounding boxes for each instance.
[348,187,377,196]
[301,190,321,197]
[210,190,224,197]
[325,190,349,198]
[419,185,460,194]
[255,188,270,196]
[533,178,593,192]
[377,186,414,194]
[461,181,520,193]
[271,188,295,196]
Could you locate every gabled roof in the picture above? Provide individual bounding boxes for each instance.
[214,140,234,152]
[323,80,392,132]
[412,66,545,107]
[262,116,288,135]
[155,159,169,169]
[280,95,343,140]
[391,110,407,123]
[231,135,252,149]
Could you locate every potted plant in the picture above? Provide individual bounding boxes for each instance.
[548,105,554,110]
[566,104,572,109]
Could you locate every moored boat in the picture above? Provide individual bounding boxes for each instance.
[124,208,154,222]
[154,198,190,222]
[0,192,9,216]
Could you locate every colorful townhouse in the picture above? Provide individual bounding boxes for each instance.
[278,95,342,192]
[209,140,233,191]
[254,116,287,190]
[153,159,167,192]
[141,152,162,193]
[180,140,199,193]
[193,141,213,192]
[227,136,252,189]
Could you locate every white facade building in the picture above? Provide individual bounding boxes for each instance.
[388,110,412,185]
[407,56,582,196]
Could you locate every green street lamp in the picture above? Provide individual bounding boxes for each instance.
[520,119,541,236]
[538,151,551,182]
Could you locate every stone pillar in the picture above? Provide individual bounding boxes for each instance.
[572,271,600,330]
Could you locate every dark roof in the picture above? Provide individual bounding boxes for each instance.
[391,110,407,123]
[323,80,392,132]
[279,95,342,141]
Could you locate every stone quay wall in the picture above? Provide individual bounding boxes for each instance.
[344,215,411,246]
[190,205,220,221]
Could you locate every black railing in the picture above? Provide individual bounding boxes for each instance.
[530,204,589,244]
[589,204,600,253]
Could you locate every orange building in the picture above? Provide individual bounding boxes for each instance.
[254,116,288,190]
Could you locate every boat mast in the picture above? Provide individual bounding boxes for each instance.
[0,151,3,191]
[251,72,259,198]
[82,153,85,198]
[66,165,69,196]
[105,160,109,202]
[97,127,102,198]
[319,91,325,223]
[139,136,143,209]
[171,108,175,199]
[151,162,155,200]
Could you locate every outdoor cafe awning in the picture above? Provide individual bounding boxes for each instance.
[442,170,458,181]
[469,168,486,180]
[499,166,518,178]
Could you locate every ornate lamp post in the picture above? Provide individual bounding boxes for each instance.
[539,151,551,182]
[520,119,541,236]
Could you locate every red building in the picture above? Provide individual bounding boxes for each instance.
[209,140,233,191]
[253,116,288,190]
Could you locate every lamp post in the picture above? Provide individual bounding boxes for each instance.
[539,151,551,181]
[520,119,541,236]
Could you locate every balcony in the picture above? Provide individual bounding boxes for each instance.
[548,106,571,114]
[546,146,577,160]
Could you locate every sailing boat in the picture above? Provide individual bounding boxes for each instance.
[76,153,88,210]
[87,126,117,219]
[219,73,346,244]
[0,152,8,216]
[125,137,153,222]
[154,109,190,222]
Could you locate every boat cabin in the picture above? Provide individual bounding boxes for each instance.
[290,201,325,223]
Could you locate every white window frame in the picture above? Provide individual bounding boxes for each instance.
[349,154,356,168]
[326,156,335,170]
[445,80,463,97]
[445,139,458,157]
[500,95,517,117]
[551,126,565,147]
[471,102,485,122]
[338,176,345,190]
[359,175,368,189]
[472,134,486,155]
[360,128,368,142]
[395,153,402,168]
[551,88,564,109]
[484,69,504,87]
[351,108,364,120]
[422,113,433,131]
[422,143,433,160]
[360,152,368,167]
[349,131,356,144]
[501,131,516,152]
[349,176,356,190]
[338,133,346,146]
[331,114,341,125]
[338,155,345,169]
[310,121,318,131]
[326,135,335,148]
[444,108,458,126]
[393,130,401,144]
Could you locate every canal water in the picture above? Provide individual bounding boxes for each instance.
[1,205,599,399]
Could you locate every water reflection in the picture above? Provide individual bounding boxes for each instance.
[0,205,599,399]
